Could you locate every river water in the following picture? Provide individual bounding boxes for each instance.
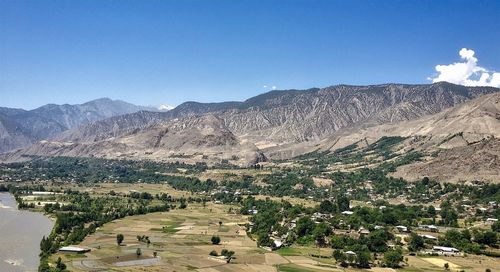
[0,193,54,272]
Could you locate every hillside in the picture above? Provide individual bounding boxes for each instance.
[0,98,155,153]
[4,82,499,168]
[58,82,498,146]
[305,92,500,183]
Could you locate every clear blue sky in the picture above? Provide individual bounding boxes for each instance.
[1,0,499,109]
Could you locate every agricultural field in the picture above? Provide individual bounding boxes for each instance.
[1,153,498,272]
[51,202,346,272]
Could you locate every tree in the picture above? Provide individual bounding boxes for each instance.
[427,205,436,218]
[55,257,66,271]
[367,230,391,252]
[211,235,221,245]
[136,248,142,256]
[475,230,498,246]
[356,251,371,268]
[444,262,449,270]
[296,216,315,236]
[408,233,425,252]
[319,200,335,213]
[336,195,350,212]
[221,249,235,258]
[257,233,272,247]
[492,221,500,232]
[333,249,346,263]
[116,234,124,245]
[384,250,403,268]
[313,222,332,247]
[221,249,235,263]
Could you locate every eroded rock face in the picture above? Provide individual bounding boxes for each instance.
[3,82,500,167]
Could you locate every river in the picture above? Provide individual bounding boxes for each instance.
[0,193,54,272]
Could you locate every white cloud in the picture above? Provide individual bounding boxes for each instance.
[430,48,500,87]
[263,85,278,90]
[158,104,175,111]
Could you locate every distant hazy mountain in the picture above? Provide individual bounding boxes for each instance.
[7,82,499,168]
[0,98,155,153]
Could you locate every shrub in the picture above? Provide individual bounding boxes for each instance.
[211,236,221,245]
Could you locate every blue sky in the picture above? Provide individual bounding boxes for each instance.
[1,0,499,109]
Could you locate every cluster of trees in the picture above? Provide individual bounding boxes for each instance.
[31,190,176,272]
[0,157,208,183]
[438,228,498,253]
[136,235,151,245]
[209,249,235,262]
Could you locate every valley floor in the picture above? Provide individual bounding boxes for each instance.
[48,201,499,272]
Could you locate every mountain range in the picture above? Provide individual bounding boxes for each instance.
[0,98,155,153]
[1,82,499,183]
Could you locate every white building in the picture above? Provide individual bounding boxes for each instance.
[59,246,90,254]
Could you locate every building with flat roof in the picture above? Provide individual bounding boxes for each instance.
[59,246,90,254]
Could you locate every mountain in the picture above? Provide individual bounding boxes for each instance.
[5,82,499,167]
[297,91,500,183]
[0,98,155,153]
[55,83,498,144]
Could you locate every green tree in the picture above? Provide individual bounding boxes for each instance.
[408,233,425,252]
[332,249,346,263]
[116,234,124,245]
[336,195,350,212]
[492,221,500,232]
[136,248,142,256]
[384,250,403,268]
[55,257,66,271]
[257,233,272,247]
[296,216,315,236]
[312,222,332,247]
[319,200,335,213]
[211,235,221,245]
[356,251,371,268]
[475,230,497,246]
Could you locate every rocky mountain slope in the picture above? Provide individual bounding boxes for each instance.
[58,82,498,144]
[0,98,154,153]
[4,82,499,167]
[302,91,500,183]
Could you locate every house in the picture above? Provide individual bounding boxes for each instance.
[358,227,370,235]
[273,239,283,249]
[418,225,439,232]
[432,246,460,255]
[486,218,498,224]
[341,211,354,215]
[396,225,409,233]
[419,234,438,240]
[59,246,91,254]
[345,250,357,255]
